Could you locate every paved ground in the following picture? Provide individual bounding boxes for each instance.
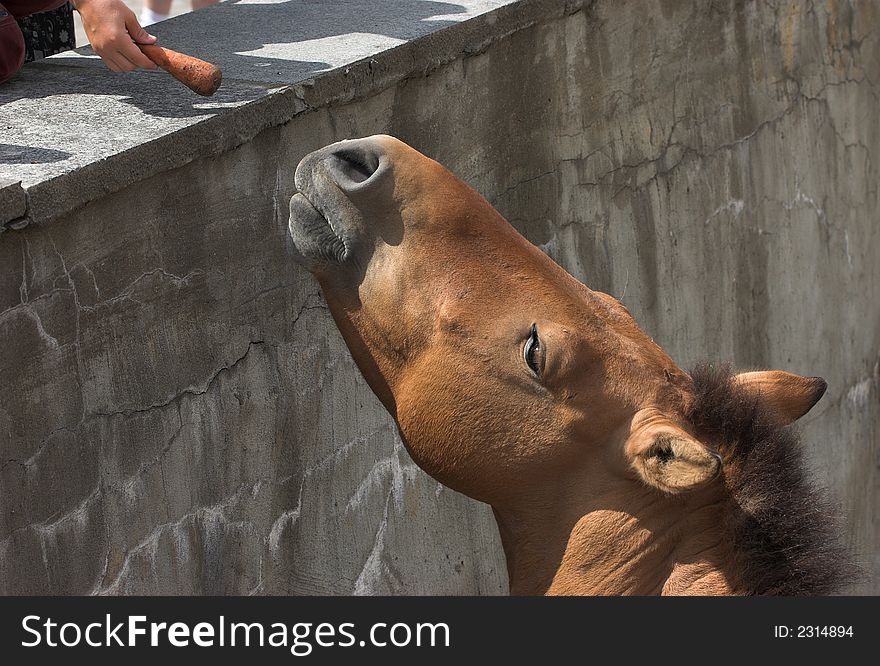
[73,0,203,46]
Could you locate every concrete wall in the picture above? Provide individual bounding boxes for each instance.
[1,0,877,594]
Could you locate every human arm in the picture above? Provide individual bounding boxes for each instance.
[70,0,158,72]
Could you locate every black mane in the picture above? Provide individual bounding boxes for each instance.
[687,363,855,595]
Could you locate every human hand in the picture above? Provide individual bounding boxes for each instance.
[72,0,159,72]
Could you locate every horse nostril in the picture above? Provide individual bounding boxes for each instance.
[329,146,382,189]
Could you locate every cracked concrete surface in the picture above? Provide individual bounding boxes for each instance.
[1,0,878,594]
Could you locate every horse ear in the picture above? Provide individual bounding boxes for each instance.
[627,423,722,494]
[735,370,827,424]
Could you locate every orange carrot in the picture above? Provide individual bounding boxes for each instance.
[138,44,222,97]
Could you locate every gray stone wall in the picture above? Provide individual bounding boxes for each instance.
[1,0,877,593]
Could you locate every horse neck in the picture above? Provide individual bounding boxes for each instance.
[492,483,737,596]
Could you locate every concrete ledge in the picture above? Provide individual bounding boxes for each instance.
[0,180,26,227]
[0,0,589,228]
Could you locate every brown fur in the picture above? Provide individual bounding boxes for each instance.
[288,136,853,595]
[688,364,853,595]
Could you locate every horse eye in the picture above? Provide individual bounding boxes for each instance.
[524,324,542,376]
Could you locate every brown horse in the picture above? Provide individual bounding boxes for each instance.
[287,135,851,595]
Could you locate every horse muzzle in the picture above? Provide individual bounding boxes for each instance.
[287,136,390,271]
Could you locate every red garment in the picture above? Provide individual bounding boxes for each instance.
[0,1,68,83]
[3,1,68,16]
[1,4,25,84]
